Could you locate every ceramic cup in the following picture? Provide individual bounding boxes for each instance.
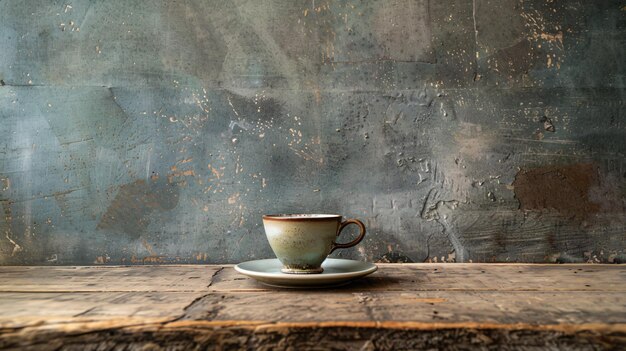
[262,214,366,274]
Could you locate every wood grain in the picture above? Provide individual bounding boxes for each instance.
[210,263,626,292]
[0,264,625,350]
[0,266,218,292]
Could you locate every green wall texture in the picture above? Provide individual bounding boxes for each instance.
[0,0,625,265]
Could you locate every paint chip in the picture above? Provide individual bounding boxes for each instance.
[541,116,555,132]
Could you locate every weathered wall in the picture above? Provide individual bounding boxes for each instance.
[0,0,624,265]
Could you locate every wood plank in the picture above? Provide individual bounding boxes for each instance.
[209,263,626,292]
[0,264,625,350]
[0,292,205,329]
[2,318,625,350]
[0,266,219,292]
[182,290,626,325]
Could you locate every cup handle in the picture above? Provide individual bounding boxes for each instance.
[329,219,366,254]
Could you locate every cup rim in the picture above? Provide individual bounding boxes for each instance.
[263,214,342,221]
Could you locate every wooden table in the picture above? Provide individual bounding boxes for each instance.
[0,264,625,350]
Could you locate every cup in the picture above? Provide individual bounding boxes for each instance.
[262,214,366,274]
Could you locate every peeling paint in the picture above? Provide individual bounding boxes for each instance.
[0,178,9,191]
[5,234,22,256]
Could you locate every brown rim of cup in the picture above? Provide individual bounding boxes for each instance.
[262,214,342,221]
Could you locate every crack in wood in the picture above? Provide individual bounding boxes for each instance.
[73,307,97,318]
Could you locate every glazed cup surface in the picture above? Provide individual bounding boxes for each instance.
[262,214,366,274]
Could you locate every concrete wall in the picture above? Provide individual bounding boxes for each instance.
[1,0,624,265]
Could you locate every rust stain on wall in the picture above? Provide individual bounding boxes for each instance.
[141,238,158,256]
[512,163,599,218]
[97,180,179,239]
[168,165,196,184]
[125,255,185,264]
[536,31,564,45]
[93,255,110,264]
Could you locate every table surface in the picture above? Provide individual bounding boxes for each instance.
[1,264,625,350]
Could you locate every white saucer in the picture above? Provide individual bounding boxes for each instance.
[234,258,378,288]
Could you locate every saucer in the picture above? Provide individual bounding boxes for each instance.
[234,258,378,288]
